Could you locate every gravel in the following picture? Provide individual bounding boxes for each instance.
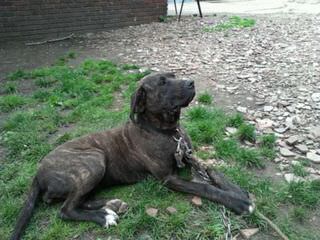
[82,13,320,180]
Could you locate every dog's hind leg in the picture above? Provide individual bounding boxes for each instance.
[81,198,129,214]
[59,193,119,227]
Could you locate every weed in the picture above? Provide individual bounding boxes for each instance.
[237,123,256,143]
[284,181,320,207]
[66,51,76,59]
[0,95,27,112]
[3,82,17,94]
[34,77,56,88]
[259,134,276,149]
[122,64,139,70]
[7,70,29,81]
[291,207,306,222]
[227,113,244,128]
[198,92,213,105]
[292,164,309,177]
[204,16,255,32]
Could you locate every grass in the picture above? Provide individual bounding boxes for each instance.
[0,95,27,112]
[292,163,309,177]
[198,92,213,105]
[204,16,255,32]
[3,82,17,94]
[1,56,319,240]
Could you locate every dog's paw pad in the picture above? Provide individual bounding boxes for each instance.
[103,208,118,228]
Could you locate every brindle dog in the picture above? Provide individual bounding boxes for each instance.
[11,73,253,240]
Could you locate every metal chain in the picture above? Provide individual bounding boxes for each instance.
[221,206,233,240]
[174,129,233,240]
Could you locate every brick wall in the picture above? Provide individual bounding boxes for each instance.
[0,0,167,42]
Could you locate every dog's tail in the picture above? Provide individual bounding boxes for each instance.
[10,178,40,240]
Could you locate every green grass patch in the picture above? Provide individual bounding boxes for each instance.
[198,92,213,105]
[1,57,318,240]
[204,16,256,32]
[236,123,256,143]
[3,82,18,94]
[0,95,27,112]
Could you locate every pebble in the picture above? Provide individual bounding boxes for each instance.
[280,148,296,157]
[263,106,274,112]
[310,126,320,138]
[146,208,158,217]
[191,196,202,206]
[166,207,177,214]
[307,152,320,163]
[286,136,299,146]
[237,106,247,114]
[240,228,259,239]
[295,144,308,154]
[311,93,320,102]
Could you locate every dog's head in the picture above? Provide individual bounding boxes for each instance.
[130,72,195,130]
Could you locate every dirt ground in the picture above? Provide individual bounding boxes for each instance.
[1,13,320,239]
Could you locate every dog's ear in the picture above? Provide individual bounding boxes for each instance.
[130,86,146,122]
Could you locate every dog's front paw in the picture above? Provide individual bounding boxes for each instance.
[103,208,119,228]
[226,193,255,215]
[105,199,129,214]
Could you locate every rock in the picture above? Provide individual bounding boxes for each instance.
[310,126,320,138]
[256,118,274,129]
[286,136,299,146]
[166,206,177,214]
[308,174,320,181]
[307,152,320,163]
[191,196,202,206]
[146,208,158,217]
[311,93,320,102]
[280,148,296,157]
[295,144,308,154]
[240,228,259,239]
[273,158,282,163]
[274,127,289,134]
[226,127,237,135]
[284,173,303,183]
[237,106,247,114]
[263,105,273,112]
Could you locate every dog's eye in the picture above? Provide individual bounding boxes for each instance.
[159,76,166,86]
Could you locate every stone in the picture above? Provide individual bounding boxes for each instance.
[240,228,259,239]
[280,148,296,157]
[311,93,320,102]
[310,126,320,138]
[237,106,247,114]
[191,196,202,206]
[284,173,303,183]
[274,127,289,134]
[307,152,320,163]
[263,105,273,112]
[166,207,177,214]
[295,144,308,154]
[226,127,237,135]
[286,136,299,146]
[308,174,320,181]
[146,208,158,217]
[256,118,274,129]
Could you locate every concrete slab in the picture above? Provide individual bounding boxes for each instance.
[168,0,320,15]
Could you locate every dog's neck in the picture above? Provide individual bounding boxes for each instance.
[134,113,179,135]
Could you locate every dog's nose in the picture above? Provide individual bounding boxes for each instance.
[186,80,194,88]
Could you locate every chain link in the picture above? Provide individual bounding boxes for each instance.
[174,129,233,240]
[221,206,233,240]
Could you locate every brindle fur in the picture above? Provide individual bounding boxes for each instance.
[11,73,252,240]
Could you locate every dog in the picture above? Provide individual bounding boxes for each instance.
[11,72,253,240]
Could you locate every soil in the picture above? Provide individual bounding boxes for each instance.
[1,13,320,239]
